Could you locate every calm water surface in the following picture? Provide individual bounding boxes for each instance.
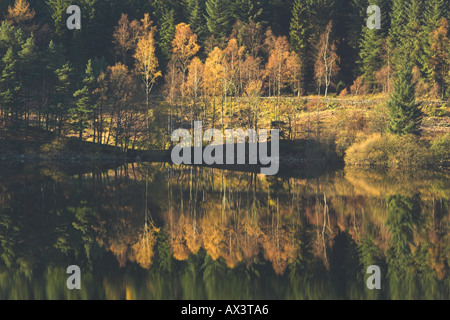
[0,162,448,299]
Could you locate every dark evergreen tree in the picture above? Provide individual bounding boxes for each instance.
[290,0,311,55]
[289,0,312,92]
[206,0,233,41]
[53,62,73,134]
[386,195,422,277]
[187,0,207,44]
[232,0,264,23]
[387,62,423,136]
[71,59,96,140]
[358,0,389,90]
[420,0,448,83]
[159,9,175,61]
[0,48,20,119]
[401,0,423,69]
[18,33,39,122]
[331,0,366,88]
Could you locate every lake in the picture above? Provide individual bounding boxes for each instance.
[0,161,448,299]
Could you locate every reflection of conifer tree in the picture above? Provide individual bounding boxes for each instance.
[386,194,422,296]
[329,231,362,299]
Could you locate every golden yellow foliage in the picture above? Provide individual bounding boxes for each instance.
[134,15,162,101]
[7,0,35,25]
[131,223,159,269]
[172,23,200,68]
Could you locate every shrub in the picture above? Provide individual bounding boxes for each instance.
[422,104,448,117]
[388,135,433,169]
[39,138,66,153]
[339,87,349,97]
[335,111,367,158]
[345,133,433,170]
[345,133,392,168]
[431,133,450,167]
[369,103,389,133]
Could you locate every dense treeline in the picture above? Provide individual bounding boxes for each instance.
[0,0,448,149]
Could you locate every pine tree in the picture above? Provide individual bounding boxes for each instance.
[159,9,176,61]
[420,0,448,86]
[289,0,312,92]
[0,48,21,120]
[187,0,207,43]
[423,0,447,34]
[387,63,423,136]
[389,0,409,67]
[206,0,233,41]
[6,0,36,27]
[54,62,73,135]
[358,0,388,90]
[72,60,96,140]
[290,0,311,54]
[46,0,72,43]
[232,0,264,22]
[358,28,384,90]
[401,0,423,69]
[18,34,39,122]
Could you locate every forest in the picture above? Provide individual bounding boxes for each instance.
[0,0,449,300]
[0,0,449,164]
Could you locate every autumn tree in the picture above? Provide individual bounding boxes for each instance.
[171,23,200,98]
[6,0,35,27]
[314,21,340,97]
[286,51,303,97]
[244,80,262,130]
[231,20,264,59]
[134,14,162,132]
[113,14,141,66]
[101,63,138,150]
[427,18,449,99]
[203,47,225,128]
[264,34,292,118]
[223,38,245,127]
[186,57,204,126]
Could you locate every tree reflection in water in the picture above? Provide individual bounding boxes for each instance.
[0,163,448,299]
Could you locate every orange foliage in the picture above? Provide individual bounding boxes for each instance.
[131,222,159,269]
[7,0,35,25]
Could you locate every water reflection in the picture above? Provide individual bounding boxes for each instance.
[0,163,448,299]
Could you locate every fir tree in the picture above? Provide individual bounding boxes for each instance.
[420,0,447,84]
[358,0,388,90]
[232,0,264,22]
[71,59,96,140]
[54,62,73,134]
[0,48,20,119]
[206,0,233,40]
[401,0,423,68]
[187,0,207,43]
[18,33,39,122]
[159,9,176,61]
[289,0,311,54]
[389,0,409,66]
[387,63,423,136]
[289,0,312,92]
